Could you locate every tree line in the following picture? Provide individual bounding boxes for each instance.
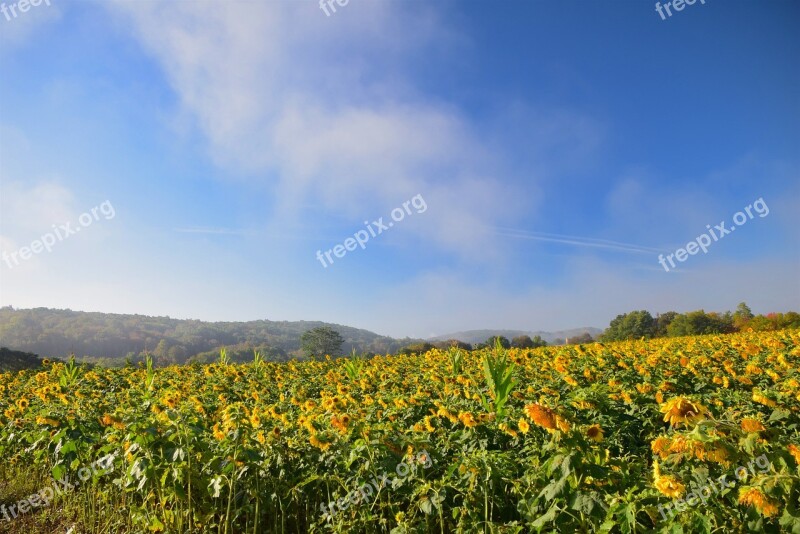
[599,303,800,341]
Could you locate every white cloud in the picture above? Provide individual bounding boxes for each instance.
[0,180,76,233]
[104,0,598,253]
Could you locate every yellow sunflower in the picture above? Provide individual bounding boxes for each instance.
[524,403,558,431]
[738,487,779,517]
[660,397,709,428]
[652,460,685,498]
[741,418,766,433]
[586,424,604,442]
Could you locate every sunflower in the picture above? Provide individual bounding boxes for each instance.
[16,398,29,411]
[458,412,477,428]
[787,444,800,465]
[423,416,435,432]
[651,436,671,459]
[586,424,604,442]
[331,415,350,433]
[517,418,530,434]
[35,416,60,427]
[738,487,779,517]
[309,434,331,451]
[163,395,179,409]
[498,423,517,437]
[652,460,685,498]
[555,415,571,433]
[250,413,262,428]
[660,397,709,428]
[741,418,766,433]
[752,391,777,408]
[524,403,558,431]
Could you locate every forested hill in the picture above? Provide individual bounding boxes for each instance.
[0,347,50,372]
[0,307,419,365]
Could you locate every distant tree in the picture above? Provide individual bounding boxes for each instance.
[600,311,655,341]
[300,327,344,359]
[654,312,679,337]
[445,339,472,351]
[666,310,734,337]
[531,335,548,347]
[733,302,755,329]
[397,342,435,356]
[745,312,800,331]
[483,336,511,349]
[154,339,169,359]
[432,339,472,351]
[783,312,800,329]
[168,345,187,363]
[511,335,534,348]
[565,333,593,345]
[512,335,547,348]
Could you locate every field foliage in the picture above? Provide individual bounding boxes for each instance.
[2,330,800,533]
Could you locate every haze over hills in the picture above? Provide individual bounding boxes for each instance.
[0,307,422,364]
[0,307,601,365]
[428,328,602,345]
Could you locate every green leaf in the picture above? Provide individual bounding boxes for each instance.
[531,502,558,529]
[51,463,66,482]
[419,497,433,515]
[539,475,568,501]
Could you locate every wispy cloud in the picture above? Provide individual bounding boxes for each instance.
[173,227,251,236]
[491,227,661,255]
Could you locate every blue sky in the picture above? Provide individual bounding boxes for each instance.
[0,0,798,338]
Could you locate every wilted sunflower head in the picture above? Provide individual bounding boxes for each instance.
[524,404,558,431]
[660,397,709,428]
[741,418,766,433]
[738,487,779,517]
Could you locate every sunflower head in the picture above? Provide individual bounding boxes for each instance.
[738,487,779,517]
[524,403,558,431]
[660,397,709,428]
[517,418,530,434]
[586,424,604,442]
[654,476,685,498]
[787,444,800,465]
[741,418,766,433]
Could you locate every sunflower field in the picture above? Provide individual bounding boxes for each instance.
[1,329,800,533]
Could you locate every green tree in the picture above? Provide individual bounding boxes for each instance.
[654,312,679,337]
[397,342,435,356]
[666,310,734,337]
[733,302,755,329]
[432,339,472,351]
[482,336,511,349]
[511,335,534,348]
[565,333,593,345]
[600,311,655,341]
[300,327,344,359]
